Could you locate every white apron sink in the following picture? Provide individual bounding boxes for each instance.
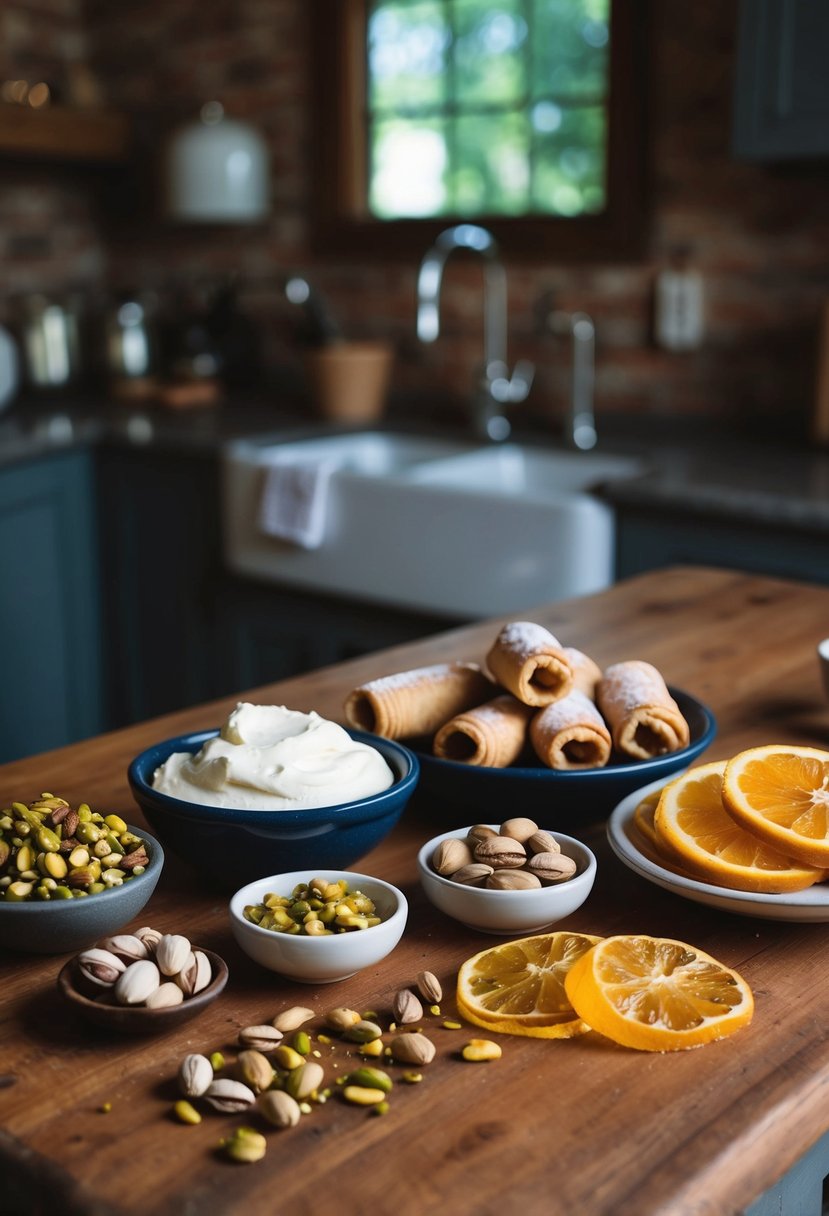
[221,431,645,619]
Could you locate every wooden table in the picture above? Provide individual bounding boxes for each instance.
[4,566,829,1216]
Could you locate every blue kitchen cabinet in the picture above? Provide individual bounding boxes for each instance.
[616,508,829,586]
[0,448,103,762]
[733,0,829,161]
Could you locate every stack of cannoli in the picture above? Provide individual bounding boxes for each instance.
[343,620,691,773]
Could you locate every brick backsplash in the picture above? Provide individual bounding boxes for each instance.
[2,1,829,436]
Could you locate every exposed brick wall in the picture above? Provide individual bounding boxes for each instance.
[3,1,829,436]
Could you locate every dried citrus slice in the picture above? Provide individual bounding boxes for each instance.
[721,745,829,868]
[456,931,602,1039]
[564,934,754,1051]
[654,760,824,893]
[632,788,662,849]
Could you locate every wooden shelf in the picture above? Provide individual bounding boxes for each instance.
[0,102,130,163]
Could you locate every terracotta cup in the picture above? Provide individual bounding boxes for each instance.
[303,341,394,423]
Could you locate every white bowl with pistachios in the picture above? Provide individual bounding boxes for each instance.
[417,819,597,935]
[229,870,408,983]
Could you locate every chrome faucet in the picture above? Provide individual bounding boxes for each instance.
[416,224,533,441]
[542,306,597,451]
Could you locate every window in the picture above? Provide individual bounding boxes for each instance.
[310,0,647,260]
[367,0,610,221]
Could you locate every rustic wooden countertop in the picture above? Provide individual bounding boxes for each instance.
[3,566,829,1216]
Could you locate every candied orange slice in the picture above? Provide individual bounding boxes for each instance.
[456,931,602,1039]
[721,745,829,869]
[654,760,823,893]
[564,934,754,1052]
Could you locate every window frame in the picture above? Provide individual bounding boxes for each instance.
[309,0,649,261]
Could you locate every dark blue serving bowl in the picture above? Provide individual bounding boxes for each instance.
[410,688,716,831]
[128,728,419,890]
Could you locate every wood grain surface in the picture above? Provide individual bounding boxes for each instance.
[2,567,829,1216]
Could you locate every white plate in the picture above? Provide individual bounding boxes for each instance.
[607,778,829,922]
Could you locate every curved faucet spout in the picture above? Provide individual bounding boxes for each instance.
[416,224,532,441]
[416,224,507,377]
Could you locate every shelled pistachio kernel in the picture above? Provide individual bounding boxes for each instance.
[222,1127,267,1164]
[243,878,381,936]
[174,1100,202,1125]
[462,1039,502,1062]
[272,1006,314,1034]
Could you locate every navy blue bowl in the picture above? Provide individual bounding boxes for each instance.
[410,688,716,830]
[128,728,419,890]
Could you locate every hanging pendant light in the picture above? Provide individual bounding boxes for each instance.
[164,101,270,223]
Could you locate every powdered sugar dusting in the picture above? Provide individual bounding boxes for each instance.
[599,661,675,714]
[360,661,483,694]
[494,621,561,657]
[533,689,606,733]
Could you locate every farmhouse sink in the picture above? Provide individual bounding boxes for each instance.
[221,431,645,618]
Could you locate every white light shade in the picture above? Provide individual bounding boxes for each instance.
[165,102,270,223]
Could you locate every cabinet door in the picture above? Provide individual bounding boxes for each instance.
[96,446,224,726]
[0,449,102,762]
[616,510,829,586]
[733,0,829,160]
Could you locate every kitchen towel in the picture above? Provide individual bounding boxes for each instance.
[258,456,338,549]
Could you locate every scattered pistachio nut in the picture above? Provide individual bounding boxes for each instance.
[238,1024,283,1052]
[178,1053,214,1099]
[173,1099,202,1125]
[392,989,423,1026]
[274,1045,305,1072]
[416,970,443,1004]
[222,1126,266,1163]
[462,1039,502,1062]
[259,1089,301,1129]
[344,1019,383,1044]
[390,1033,436,1066]
[272,1006,315,1033]
[204,1078,256,1113]
[237,1050,276,1093]
[347,1066,393,1094]
[284,1060,324,1101]
[325,1006,362,1032]
[343,1084,387,1107]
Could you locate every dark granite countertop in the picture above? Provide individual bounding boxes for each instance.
[3,390,829,537]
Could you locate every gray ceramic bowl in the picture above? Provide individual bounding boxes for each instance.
[0,826,164,955]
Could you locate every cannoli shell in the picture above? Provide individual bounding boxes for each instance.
[530,690,612,770]
[563,647,603,699]
[343,661,493,740]
[597,660,690,760]
[433,694,534,767]
[486,622,574,707]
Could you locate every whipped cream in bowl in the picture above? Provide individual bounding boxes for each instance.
[152,703,395,811]
[127,704,419,888]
